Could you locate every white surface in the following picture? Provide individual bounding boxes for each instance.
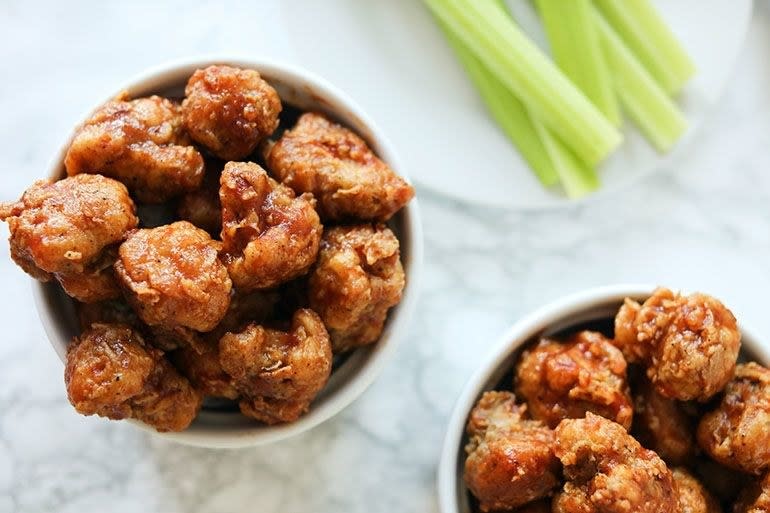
[2,2,770,512]
[285,0,752,208]
[31,56,424,448]
[436,285,770,513]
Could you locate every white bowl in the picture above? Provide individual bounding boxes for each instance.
[31,56,424,448]
[437,284,770,513]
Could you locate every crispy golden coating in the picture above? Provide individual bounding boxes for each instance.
[219,161,322,291]
[265,112,414,221]
[515,331,633,429]
[697,363,770,475]
[672,467,722,513]
[177,159,223,235]
[632,377,694,465]
[0,175,137,279]
[182,65,281,160]
[115,221,231,332]
[614,288,741,401]
[171,341,238,400]
[308,224,405,353]
[64,323,202,432]
[464,391,560,512]
[734,473,770,513]
[553,412,678,513]
[64,94,204,203]
[219,309,332,424]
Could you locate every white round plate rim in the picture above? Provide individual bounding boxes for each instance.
[283,0,754,210]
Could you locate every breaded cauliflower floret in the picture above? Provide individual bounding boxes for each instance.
[697,363,770,475]
[219,161,322,291]
[614,287,741,401]
[219,309,332,424]
[308,224,405,353]
[182,65,281,160]
[553,412,678,513]
[65,94,204,203]
[0,174,137,292]
[515,331,633,429]
[65,323,202,432]
[265,112,413,221]
[463,391,560,512]
[115,221,231,333]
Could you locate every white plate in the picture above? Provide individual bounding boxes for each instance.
[280,0,753,209]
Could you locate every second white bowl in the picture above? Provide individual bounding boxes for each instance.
[437,284,770,513]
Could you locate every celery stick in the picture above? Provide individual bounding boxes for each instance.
[532,118,600,198]
[441,28,559,186]
[535,0,620,126]
[593,7,687,152]
[438,1,599,196]
[594,0,696,95]
[447,30,599,196]
[423,0,622,167]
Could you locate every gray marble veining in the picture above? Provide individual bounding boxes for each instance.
[1,2,770,512]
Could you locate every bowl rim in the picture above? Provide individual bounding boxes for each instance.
[31,54,424,448]
[436,283,770,513]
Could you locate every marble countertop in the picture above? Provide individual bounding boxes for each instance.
[2,2,770,512]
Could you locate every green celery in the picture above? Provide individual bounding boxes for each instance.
[438,3,600,196]
[439,24,558,186]
[532,118,600,198]
[498,0,599,196]
[536,0,620,126]
[423,0,622,167]
[594,0,696,95]
[593,6,687,152]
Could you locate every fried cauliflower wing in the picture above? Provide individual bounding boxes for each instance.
[734,473,770,513]
[0,174,137,282]
[464,391,560,512]
[64,94,204,203]
[632,377,695,465]
[219,161,322,291]
[65,323,202,432]
[672,467,722,513]
[308,224,405,353]
[265,112,414,221]
[115,221,231,333]
[553,412,678,513]
[697,362,770,475]
[613,288,741,401]
[182,65,281,161]
[515,331,633,429]
[218,308,332,424]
